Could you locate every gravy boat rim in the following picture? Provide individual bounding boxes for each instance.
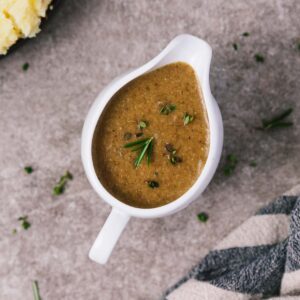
[81,34,223,218]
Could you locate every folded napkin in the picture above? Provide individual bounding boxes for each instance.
[165,189,300,299]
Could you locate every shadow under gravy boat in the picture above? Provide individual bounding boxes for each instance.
[81,34,223,264]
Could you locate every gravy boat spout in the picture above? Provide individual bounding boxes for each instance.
[81,34,223,264]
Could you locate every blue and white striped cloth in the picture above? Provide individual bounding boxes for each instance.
[165,188,300,299]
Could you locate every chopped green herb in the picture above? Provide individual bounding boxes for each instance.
[249,161,257,167]
[183,112,194,125]
[298,42,300,51]
[32,281,41,300]
[124,137,154,168]
[22,62,29,71]
[137,120,148,130]
[12,228,17,234]
[242,32,250,37]
[258,108,293,130]
[197,212,209,223]
[53,185,64,195]
[18,216,31,230]
[165,143,182,165]
[160,103,176,115]
[170,156,183,164]
[147,180,159,188]
[24,166,33,174]
[123,132,132,140]
[232,43,238,51]
[165,143,175,153]
[254,53,265,63]
[136,132,144,138]
[52,171,73,196]
[224,154,238,176]
[154,171,159,176]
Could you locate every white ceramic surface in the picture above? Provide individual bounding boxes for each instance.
[81,34,223,264]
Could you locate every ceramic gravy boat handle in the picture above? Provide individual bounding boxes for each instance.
[89,208,130,264]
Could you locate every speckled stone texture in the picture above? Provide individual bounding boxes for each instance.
[0,0,299,299]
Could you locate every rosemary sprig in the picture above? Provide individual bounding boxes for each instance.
[124,138,149,148]
[32,281,41,300]
[124,137,154,168]
[147,138,153,165]
[258,108,293,130]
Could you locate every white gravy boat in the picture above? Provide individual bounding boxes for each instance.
[81,34,223,264]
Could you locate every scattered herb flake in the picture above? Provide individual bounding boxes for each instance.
[298,42,300,51]
[170,155,183,164]
[165,143,182,165]
[22,62,29,71]
[53,185,64,195]
[224,154,238,176]
[160,103,176,115]
[197,212,209,223]
[258,108,293,130]
[254,53,265,63]
[165,143,174,153]
[24,166,33,174]
[250,161,257,167]
[183,112,194,125]
[124,138,149,148]
[12,228,17,234]
[137,120,148,130]
[232,43,238,51]
[18,216,31,230]
[242,32,250,37]
[52,171,73,196]
[32,281,42,300]
[136,132,144,138]
[124,137,154,168]
[147,180,159,188]
[123,132,132,140]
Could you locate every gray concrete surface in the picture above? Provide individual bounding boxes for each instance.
[0,0,300,299]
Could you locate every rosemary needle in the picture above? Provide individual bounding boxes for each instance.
[124,137,154,168]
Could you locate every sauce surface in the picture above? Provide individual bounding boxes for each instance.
[92,62,209,208]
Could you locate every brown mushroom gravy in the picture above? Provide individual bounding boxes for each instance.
[92,62,209,208]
